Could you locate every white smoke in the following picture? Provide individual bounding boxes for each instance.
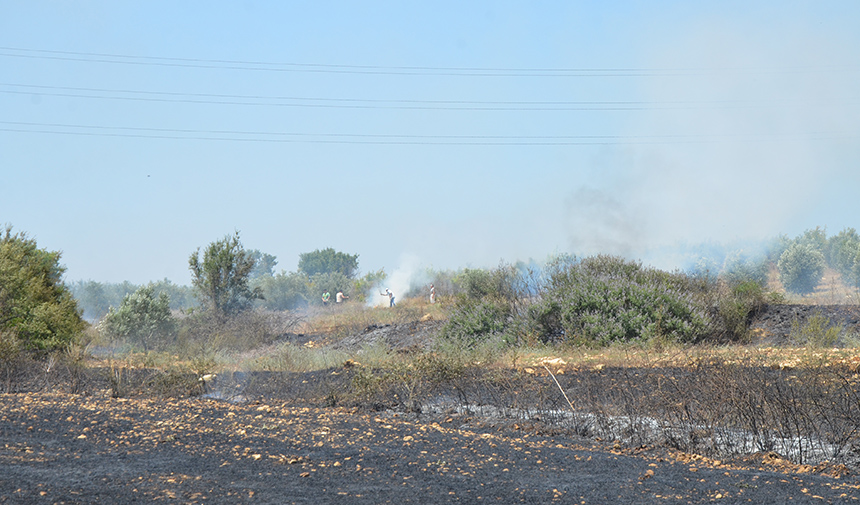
[366,253,428,307]
[565,17,860,271]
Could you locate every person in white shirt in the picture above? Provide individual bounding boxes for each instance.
[382,288,395,307]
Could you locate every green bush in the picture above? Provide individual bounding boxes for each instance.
[256,271,311,310]
[70,280,197,321]
[0,226,85,350]
[721,253,768,287]
[440,264,527,347]
[310,272,353,306]
[789,311,842,348]
[100,285,177,351]
[714,280,768,342]
[797,226,828,253]
[189,231,262,316]
[440,298,512,347]
[530,255,710,346]
[778,243,825,295]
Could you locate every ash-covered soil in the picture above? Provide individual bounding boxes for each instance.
[332,319,446,352]
[3,392,859,505]
[5,306,860,503]
[750,304,860,345]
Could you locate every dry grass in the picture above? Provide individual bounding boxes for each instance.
[297,298,447,342]
[506,343,860,374]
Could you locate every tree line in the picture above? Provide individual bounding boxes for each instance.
[4,224,860,353]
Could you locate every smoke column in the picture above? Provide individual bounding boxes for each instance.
[564,18,860,270]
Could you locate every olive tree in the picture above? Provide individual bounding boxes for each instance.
[189,232,262,316]
[101,285,176,351]
[827,228,860,286]
[778,242,825,295]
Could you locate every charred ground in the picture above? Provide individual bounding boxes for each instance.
[3,305,860,504]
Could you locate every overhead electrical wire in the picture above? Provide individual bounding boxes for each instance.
[2,46,857,146]
[1,46,857,77]
[1,83,851,111]
[1,120,852,145]
[0,86,682,111]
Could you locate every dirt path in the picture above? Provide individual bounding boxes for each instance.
[2,393,859,504]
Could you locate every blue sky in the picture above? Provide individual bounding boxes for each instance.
[2,2,859,285]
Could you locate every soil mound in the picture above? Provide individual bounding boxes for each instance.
[332,319,445,352]
[750,304,860,344]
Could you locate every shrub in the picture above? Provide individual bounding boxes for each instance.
[455,265,521,302]
[713,280,768,342]
[189,231,261,316]
[797,226,828,253]
[256,271,311,310]
[789,311,842,348]
[0,225,85,350]
[100,285,177,351]
[441,264,527,346]
[778,243,825,295]
[351,268,387,304]
[721,252,768,287]
[530,255,710,346]
[440,298,512,347]
[176,309,280,355]
[309,272,353,306]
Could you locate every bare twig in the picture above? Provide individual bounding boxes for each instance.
[542,364,575,414]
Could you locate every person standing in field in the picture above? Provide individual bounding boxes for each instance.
[336,290,348,303]
[382,288,395,307]
[322,291,331,306]
[429,283,436,304]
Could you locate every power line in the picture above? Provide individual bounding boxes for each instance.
[0,48,673,77]
[0,87,667,111]
[1,120,853,145]
[3,83,853,111]
[3,46,857,77]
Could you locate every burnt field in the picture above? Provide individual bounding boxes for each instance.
[3,389,860,505]
[4,359,860,504]
[4,304,860,504]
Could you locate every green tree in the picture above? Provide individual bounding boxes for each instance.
[148,278,198,311]
[827,228,860,284]
[309,272,352,305]
[247,249,278,279]
[101,285,176,351]
[0,226,85,350]
[189,232,262,316]
[766,234,793,262]
[69,280,112,321]
[721,251,768,287]
[778,242,825,295]
[352,268,387,303]
[298,248,359,279]
[257,271,311,310]
[797,226,828,253]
